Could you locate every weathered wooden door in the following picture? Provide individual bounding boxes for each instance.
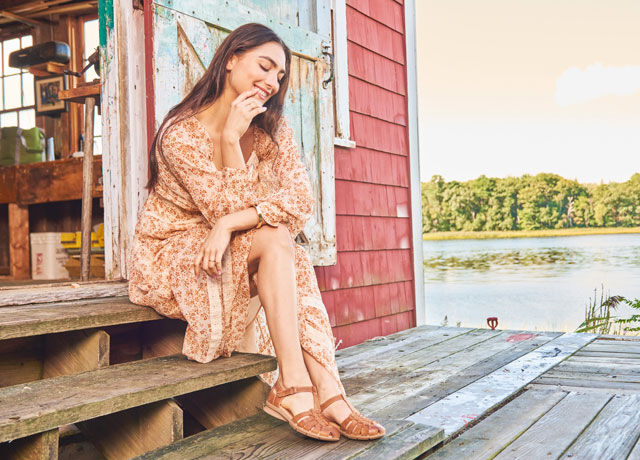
[148,0,336,265]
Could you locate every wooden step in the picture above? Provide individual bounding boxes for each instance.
[0,352,276,444]
[0,297,161,340]
[133,411,444,460]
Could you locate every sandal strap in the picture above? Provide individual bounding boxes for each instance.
[292,408,338,437]
[320,393,346,412]
[274,385,315,398]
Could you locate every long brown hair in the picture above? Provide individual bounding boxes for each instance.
[147,23,292,190]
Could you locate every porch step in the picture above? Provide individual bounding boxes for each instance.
[134,411,444,460]
[0,296,161,340]
[0,352,276,444]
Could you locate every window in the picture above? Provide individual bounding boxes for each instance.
[331,0,355,148]
[82,18,102,156]
[0,35,35,129]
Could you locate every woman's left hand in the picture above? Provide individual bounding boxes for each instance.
[194,219,232,278]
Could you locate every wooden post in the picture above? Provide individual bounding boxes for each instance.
[0,429,58,460]
[8,203,30,280]
[81,97,96,281]
[77,400,183,460]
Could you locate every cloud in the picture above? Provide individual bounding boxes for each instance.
[555,62,640,106]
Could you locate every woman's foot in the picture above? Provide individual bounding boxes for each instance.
[264,374,340,441]
[319,393,385,440]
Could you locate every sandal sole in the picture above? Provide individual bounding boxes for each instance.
[263,403,340,442]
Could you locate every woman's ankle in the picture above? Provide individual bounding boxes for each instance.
[280,369,312,388]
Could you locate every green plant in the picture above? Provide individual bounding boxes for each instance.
[576,285,640,335]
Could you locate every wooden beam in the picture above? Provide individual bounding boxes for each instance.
[0,10,43,27]
[80,96,95,281]
[58,83,101,104]
[0,280,128,307]
[8,204,29,280]
[0,429,58,460]
[0,337,43,388]
[0,158,102,206]
[176,377,270,430]
[77,400,182,460]
[42,329,109,378]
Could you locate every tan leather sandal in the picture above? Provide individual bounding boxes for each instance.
[320,393,386,440]
[263,379,340,442]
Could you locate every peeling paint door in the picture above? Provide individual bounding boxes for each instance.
[149,0,336,265]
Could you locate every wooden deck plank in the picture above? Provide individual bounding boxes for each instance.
[543,370,640,383]
[354,330,547,415]
[349,423,444,460]
[582,341,640,354]
[424,388,567,459]
[338,326,474,379]
[0,352,276,443]
[344,329,502,404]
[559,394,640,459]
[551,359,640,375]
[574,351,640,359]
[534,376,640,391]
[406,332,597,436]
[492,391,612,459]
[373,331,562,420]
[0,297,161,340]
[334,325,442,364]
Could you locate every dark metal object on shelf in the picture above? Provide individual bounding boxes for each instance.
[8,41,70,68]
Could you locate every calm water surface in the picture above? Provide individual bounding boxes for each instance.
[423,234,640,331]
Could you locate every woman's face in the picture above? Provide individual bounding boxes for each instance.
[226,42,287,104]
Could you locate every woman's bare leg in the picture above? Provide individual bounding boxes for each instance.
[302,350,352,422]
[247,225,313,415]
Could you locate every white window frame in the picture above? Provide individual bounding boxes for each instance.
[331,0,355,149]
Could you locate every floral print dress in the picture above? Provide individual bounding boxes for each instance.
[128,115,344,393]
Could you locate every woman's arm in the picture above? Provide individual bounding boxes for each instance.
[254,117,315,238]
[160,122,258,225]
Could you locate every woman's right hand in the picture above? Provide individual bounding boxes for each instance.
[222,88,267,142]
[193,219,233,278]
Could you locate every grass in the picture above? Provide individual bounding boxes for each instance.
[423,227,640,241]
[576,286,640,336]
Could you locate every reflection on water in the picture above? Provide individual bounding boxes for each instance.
[423,234,640,332]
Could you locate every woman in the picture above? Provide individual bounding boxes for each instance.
[128,23,385,442]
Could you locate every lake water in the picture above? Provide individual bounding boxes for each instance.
[422,234,640,332]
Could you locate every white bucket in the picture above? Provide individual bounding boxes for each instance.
[30,232,70,280]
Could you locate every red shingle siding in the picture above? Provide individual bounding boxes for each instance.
[315,0,416,350]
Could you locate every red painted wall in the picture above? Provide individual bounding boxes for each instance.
[315,0,417,349]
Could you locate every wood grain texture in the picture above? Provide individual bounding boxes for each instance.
[0,352,276,443]
[0,297,161,339]
[559,394,640,459]
[407,333,597,435]
[427,389,567,459]
[0,158,103,206]
[78,400,182,460]
[0,281,129,307]
[0,428,58,460]
[8,204,29,280]
[374,331,563,420]
[492,391,612,460]
[42,329,109,378]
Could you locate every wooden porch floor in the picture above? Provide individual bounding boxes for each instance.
[170,324,640,459]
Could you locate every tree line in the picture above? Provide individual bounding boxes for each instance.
[422,173,640,233]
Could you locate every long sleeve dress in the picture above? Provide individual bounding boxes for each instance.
[127,115,344,394]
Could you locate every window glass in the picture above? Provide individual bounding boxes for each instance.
[22,73,33,106]
[0,111,17,127]
[3,38,20,76]
[4,74,21,109]
[18,109,35,129]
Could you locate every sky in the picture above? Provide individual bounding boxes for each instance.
[415,0,640,184]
